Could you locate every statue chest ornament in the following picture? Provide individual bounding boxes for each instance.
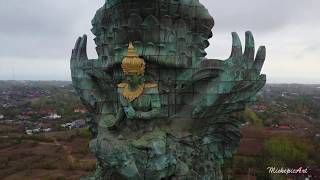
[117,42,159,106]
[118,83,145,102]
[118,83,158,103]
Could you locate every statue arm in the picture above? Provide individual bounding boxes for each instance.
[136,90,161,120]
[99,103,125,129]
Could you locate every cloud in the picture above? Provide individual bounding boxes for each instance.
[0,0,319,83]
[0,0,102,59]
[201,0,320,33]
[0,57,70,81]
[200,0,320,83]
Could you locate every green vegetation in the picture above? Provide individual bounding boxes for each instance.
[39,161,59,170]
[76,128,92,139]
[256,135,320,179]
[44,176,66,180]
[30,88,84,121]
[272,94,320,118]
[0,107,22,118]
[244,107,264,127]
[223,135,320,179]
[0,82,85,122]
[262,135,311,167]
[68,160,96,171]
[8,134,54,143]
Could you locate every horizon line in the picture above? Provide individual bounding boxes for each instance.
[1,79,320,85]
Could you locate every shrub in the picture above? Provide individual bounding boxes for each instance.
[77,128,92,139]
[244,108,264,127]
[262,135,312,167]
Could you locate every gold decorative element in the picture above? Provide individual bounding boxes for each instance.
[121,42,145,75]
[144,83,158,88]
[119,83,145,102]
[118,83,158,102]
[117,83,127,88]
[118,43,158,102]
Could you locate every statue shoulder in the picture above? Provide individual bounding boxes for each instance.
[144,83,158,88]
[117,83,127,88]
[117,83,127,93]
[144,83,159,94]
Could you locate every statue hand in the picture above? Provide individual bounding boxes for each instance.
[223,31,266,82]
[71,35,97,108]
[192,31,266,117]
[210,31,266,96]
[71,35,102,134]
[124,106,136,119]
[71,35,90,79]
[221,31,266,101]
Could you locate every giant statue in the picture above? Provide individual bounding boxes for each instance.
[70,0,266,179]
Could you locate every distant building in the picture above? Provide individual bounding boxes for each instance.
[42,128,52,132]
[17,115,31,120]
[61,123,72,129]
[32,128,41,133]
[2,104,13,108]
[25,127,52,135]
[25,130,33,135]
[74,108,87,114]
[281,92,299,97]
[44,113,61,120]
[241,122,250,127]
[0,114,4,120]
[71,119,86,129]
[61,119,86,129]
[252,104,267,112]
[277,124,291,130]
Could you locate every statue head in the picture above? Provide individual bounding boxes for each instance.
[121,43,146,89]
[91,0,214,69]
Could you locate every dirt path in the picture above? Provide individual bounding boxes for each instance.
[51,137,75,164]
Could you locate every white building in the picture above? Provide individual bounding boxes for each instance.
[32,128,41,133]
[0,114,4,119]
[46,113,61,120]
[61,120,86,130]
[74,108,87,113]
[61,123,72,129]
[42,128,52,132]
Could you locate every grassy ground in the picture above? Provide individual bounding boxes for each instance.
[0,127,95,180]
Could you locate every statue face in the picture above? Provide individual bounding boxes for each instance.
[126,75,144,88]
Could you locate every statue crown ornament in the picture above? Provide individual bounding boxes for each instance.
[121,43,146,76]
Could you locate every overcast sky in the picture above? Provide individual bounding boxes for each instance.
[0,0,319,83]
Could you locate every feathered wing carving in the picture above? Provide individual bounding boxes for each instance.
[71,35,119,137]
[188,31,266,164]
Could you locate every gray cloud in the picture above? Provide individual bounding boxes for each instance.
[0,0,319,83]
[202,0,320,33]
[0,0,102,59]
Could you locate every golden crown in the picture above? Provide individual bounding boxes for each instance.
[121,43,145,75]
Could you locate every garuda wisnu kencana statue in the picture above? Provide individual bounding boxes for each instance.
[70,0,266,179]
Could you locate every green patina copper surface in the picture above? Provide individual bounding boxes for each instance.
[70,0,267,179]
